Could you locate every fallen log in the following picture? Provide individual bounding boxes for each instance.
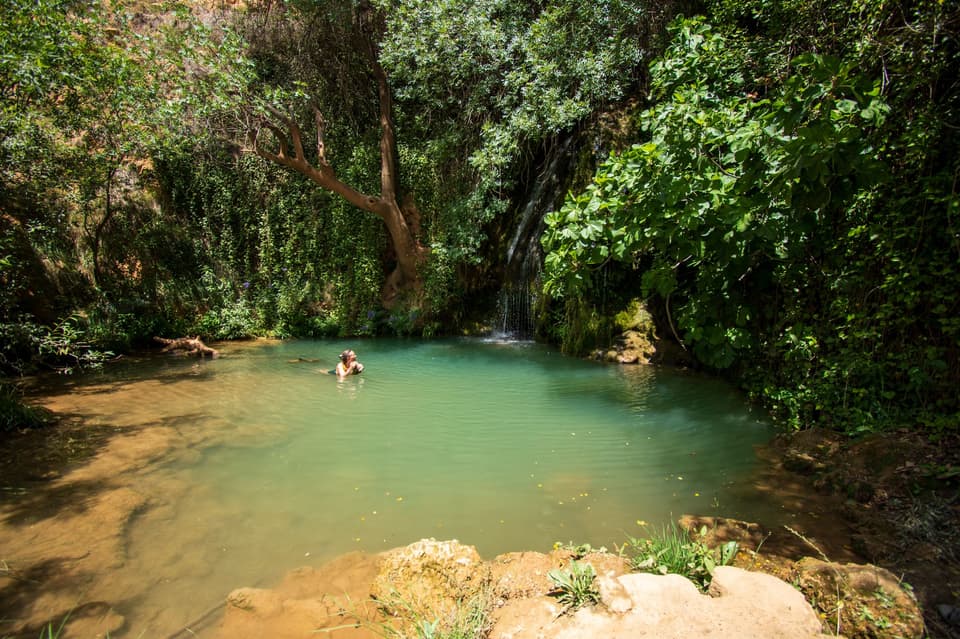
[153,336,219,359]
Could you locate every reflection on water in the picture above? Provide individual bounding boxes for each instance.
[11,338,775,637]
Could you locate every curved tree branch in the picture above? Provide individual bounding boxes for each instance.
[249,105,383,214]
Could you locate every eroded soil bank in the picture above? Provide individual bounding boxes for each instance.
[757,427,960,639]
[0,347,956,638]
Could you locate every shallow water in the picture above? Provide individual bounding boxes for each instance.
[19,338,778,636]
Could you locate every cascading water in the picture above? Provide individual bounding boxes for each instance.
[496,279,538,340]
[495,134,574,340]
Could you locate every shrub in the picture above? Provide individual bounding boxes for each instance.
[626,521,738,591]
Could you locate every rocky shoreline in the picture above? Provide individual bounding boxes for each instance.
[0,341,956,638]
[213,535,924,639]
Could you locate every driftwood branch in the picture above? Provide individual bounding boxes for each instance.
[153,336,219,359]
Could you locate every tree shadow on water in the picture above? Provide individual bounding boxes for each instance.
[1,414,117,496]
[0,556,125,639]
[0,409,209,527]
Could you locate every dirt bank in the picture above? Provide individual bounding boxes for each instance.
[757,427,960,639]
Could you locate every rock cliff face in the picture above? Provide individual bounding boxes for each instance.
[213,537,923,639]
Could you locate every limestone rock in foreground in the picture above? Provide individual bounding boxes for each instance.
[490,566,831,639]
[491,550,629,601]
[211,538,922,639]
[372,538,492,627]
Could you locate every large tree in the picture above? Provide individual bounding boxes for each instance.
[242,0,427,309]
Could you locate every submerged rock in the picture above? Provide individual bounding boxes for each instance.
[221,552,382,639]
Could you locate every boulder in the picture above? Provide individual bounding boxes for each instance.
[490,550,629,601]
[489,567,831,639]
[371,538,491,632]
[793,557,924,638]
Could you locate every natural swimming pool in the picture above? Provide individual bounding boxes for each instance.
[10,337,780,637]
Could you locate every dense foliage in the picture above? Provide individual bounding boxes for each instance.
[153,0,675,336]
[0,0,248,372]
[543,2,960,434]
[378,0,674,231]
[1,0,956,437]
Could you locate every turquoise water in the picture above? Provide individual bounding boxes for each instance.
[30,337,776,635]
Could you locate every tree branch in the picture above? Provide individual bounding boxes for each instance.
[372,56,398,204]
[249,104,385,216]
[313,104,329,167]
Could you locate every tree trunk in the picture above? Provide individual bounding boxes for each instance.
[248,20,427,309]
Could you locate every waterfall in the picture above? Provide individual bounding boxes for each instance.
[496,279,539,340]
[494,134,574,340]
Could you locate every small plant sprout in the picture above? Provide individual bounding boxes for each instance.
[548,559,600,612]
[552,541,607,558]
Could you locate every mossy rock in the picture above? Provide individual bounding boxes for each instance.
[793,558,924,639]
[614,300,656,335]
[371,538,492,633]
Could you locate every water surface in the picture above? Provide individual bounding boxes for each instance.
[24,338,776,636]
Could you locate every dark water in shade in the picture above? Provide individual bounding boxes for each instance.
[23,337,778,636]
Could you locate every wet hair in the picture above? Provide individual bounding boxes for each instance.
[340,350,355,363]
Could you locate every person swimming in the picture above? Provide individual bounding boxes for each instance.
[334,349,364,378]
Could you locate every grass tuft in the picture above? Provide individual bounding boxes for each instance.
[626,521,738,591]
[0,383,52,433]
[372,589,493,639]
